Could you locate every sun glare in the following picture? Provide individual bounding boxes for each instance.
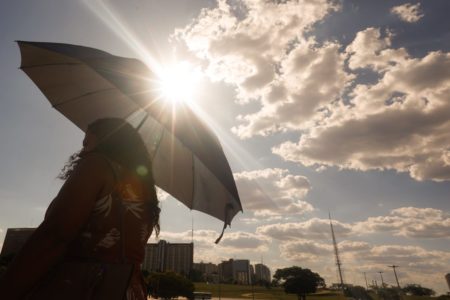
[158,62,202,105]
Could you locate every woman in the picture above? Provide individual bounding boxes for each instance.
[0,118,160,299]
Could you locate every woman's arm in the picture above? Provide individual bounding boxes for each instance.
[0,153,109,299]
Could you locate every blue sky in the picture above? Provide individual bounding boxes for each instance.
[1,0,449,294]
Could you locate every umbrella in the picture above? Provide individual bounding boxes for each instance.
[17,41,242,243]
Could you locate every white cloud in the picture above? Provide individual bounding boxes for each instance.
[354,207,450,238]
[175,0,450,182]
[358,245,450,273]
[277,238,450,294]
[234,168,313,217]
[175,0,345,138]
[337,240,371,252]
[274,29,450,182]
[219,231,270,250]
[232,39,353,138]
[391,3,424,23]
[256,218,352,241]
[154,229,270,263]
[177,2,450,182]
[348,244,450,292]
[239,217,260,225]
[255,207,450,245]
[255,207,450,242]
[346,28,409,72]
[280,239,332,261]
[157,207,450,293]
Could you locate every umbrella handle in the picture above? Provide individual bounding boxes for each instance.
[214,203,233,244]
[214,223,227,244]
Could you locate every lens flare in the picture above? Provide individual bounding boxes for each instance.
[136,165,148,176]
[158,62,202,105]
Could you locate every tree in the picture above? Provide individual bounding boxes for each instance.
[402,284,435,296]
[344,285,373,300]
[254,279,271,289]
[378,287,401,300]
[189,268,204,282]
[274,266,325,300]
[146,271,194,299]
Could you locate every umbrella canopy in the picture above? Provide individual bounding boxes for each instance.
[18,41,242,241]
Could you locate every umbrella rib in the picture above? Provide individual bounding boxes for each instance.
[20,62,82,69]
[136,113,149,130]
[151,130,165,161]
[18,42,244,227]
[52,88,117,108]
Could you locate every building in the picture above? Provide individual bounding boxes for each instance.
[193,262,218,275]
[142,240,193,276]
[254,263,271,283]
[193,262,218,276]
[1,228,35,256]
[193,262,219,282]
[219,259,253,285]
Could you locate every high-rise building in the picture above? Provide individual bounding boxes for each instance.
[142,240,193,276]
[219,259,252,285]
[219,259,234,282]
[254,263,271,282]
[193,262,219,282]
[193,262,218,275]
[1,228,35,256]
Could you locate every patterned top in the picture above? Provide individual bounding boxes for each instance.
[63,159,154,299]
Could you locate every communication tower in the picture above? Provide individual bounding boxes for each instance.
[329,213,345,290]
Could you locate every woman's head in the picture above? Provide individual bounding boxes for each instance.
[62,118,160,236]
[84,118,148,172]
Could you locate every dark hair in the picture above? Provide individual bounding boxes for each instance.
[59,118,160,236]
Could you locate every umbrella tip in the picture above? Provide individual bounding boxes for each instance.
[214,222,230,244]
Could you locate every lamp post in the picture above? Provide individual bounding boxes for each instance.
[388,265,402,300]
[218,266,222,300]
[388,265,401,289]
[363,272,369,290]
[378,271,385,288]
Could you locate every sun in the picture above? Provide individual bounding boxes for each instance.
[158,61,202,105]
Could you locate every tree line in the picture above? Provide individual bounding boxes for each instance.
[1,254,445,300]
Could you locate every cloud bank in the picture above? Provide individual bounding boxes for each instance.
[234,168,313,218]
[354,207,450,238]
[154,229,270,263]
[175,1,450,182]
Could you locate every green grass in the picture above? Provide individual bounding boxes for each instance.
[368,293,435,300]
[193,284,438,300]
[193,283,346,299]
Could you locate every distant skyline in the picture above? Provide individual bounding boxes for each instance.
[1,0,449,294]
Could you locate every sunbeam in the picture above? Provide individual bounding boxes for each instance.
[82,0,276,210]
[82,0,163,76]
[83,0,204,107]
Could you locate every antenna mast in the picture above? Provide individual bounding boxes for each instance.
[329,213,345,290]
